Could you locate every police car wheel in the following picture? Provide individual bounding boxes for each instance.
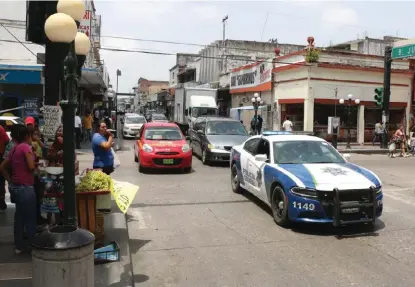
[231,164,242,193]
[271,186,290,227]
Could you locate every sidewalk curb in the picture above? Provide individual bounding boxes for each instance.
[94,202,134,287]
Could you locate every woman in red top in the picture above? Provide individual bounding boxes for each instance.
[0,125,36,254]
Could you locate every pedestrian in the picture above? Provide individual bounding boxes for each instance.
[43,126,65,225]
[92,121,114,175]
[0,125,36,254]
[25,117,45,225]
[257,114,263,134]
[83,110,93,142]
[0,122,9,212]
[75,112,82,149]
[372,120,383,145]
[282,116,293,131]
[391,125,408,158]
[3,124,21,204]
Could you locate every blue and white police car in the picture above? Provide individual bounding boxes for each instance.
[230,131,383,227]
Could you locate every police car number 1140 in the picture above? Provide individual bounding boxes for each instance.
[292,202,315,211]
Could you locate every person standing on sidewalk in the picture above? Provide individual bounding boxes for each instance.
[92,121,114,175]
[0,125,36,254]
[83,110,93,142]
[75,112,82,149]
[0,123,9,212]
[282,116,293,131]
[372,120,384,145]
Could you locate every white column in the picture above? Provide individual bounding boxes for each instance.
[303,98,314,131]
[357,105,365,145]
[273,102,281,130]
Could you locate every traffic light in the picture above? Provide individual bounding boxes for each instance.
[374,87,384,106]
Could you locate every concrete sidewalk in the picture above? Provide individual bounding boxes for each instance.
[0,153,133,286]
[0,203,133,286]
[337,145,389,154]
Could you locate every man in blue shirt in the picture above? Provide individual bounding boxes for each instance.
[92,121,114,175]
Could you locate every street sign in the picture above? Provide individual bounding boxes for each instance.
[392,44,415,59]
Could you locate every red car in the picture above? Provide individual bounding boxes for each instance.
[134,122,192,173]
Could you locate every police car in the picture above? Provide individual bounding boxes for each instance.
[230,131,383,227]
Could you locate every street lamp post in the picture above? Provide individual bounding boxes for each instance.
[32,1,95,286]
[339,94,360,149]
[251,92,263,135]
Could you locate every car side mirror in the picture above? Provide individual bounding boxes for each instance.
[343,154,351,161]
[254,154,268,162]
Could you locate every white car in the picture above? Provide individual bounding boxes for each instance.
[230,131,383,227]
[123,115,146,138]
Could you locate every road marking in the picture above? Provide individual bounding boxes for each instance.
[129,208,147,229]
[383,191,415,207]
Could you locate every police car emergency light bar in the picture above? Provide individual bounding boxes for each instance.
[262,131,315,136]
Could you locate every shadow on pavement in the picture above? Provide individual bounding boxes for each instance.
[240,188,385,239]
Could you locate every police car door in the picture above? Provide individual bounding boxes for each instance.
[240,137,261,193]
[248,138,270,202]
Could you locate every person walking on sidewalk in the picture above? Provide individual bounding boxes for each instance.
[372,120,384,145]
[75,112,82,149]
[92,121,114,175]
[0,125,36,254]
[83,110,93,142]
[0,123,9,212]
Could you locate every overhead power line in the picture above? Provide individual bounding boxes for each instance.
[0,38,309,67]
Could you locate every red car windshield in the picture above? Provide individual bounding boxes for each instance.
[144,127,183,141]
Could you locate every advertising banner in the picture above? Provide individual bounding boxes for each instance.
[78,10,92,37]
[230,61,273,91]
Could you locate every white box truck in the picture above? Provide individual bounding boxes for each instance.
[174,87,218,134]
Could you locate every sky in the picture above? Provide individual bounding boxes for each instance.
[0,0,414,93]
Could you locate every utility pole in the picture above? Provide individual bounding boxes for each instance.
[381,46,392,149]
[222,15,228,73]
[332,88,338,149]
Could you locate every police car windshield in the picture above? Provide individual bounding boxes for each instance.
[273,141,345,164]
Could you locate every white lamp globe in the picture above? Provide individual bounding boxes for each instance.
[57,0,85,22]
[254,92,259,98]
[44,13,77,43]
[257,97,262,103]
[75,32,90,55]
[355,99,360,104]
[339,98,345,104]
[347,94,353,99]
[251,97,256,103]
[107,87,114,94]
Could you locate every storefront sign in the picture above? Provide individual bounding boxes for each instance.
[0,69,42,85]
[24,99,39,118]
[78,10,92,37]
[42,105,62,139]
[230,61,273,90]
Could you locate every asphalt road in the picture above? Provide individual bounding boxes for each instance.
[116,140,415,287]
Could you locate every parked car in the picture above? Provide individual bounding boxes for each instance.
[123,114,147,138]
[133,122,192,173]
[189,117,249,165]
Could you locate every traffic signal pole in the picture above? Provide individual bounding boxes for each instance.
[381,46,392,149]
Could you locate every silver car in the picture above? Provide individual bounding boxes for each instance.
[123,115,146,138]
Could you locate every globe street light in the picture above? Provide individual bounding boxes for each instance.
[339,94,360,149]
[251,92,263,135]
[33,1,95,286]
